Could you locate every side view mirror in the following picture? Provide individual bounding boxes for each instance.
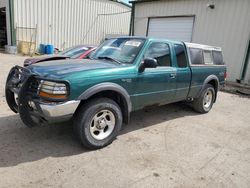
[139,58,158,72]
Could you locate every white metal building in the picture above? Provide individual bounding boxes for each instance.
[130,0,250,84]
[0,0,131,49]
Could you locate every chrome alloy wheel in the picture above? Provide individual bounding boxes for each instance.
[203,90,213,109]
[89,110,116,140]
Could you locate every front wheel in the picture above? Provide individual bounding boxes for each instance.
[5,88,18,113]
[192,84,215,113]
[74,98,123,149]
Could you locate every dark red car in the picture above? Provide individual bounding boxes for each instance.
[23,45,96,67]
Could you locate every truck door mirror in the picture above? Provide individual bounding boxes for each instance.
[139,58,158,72]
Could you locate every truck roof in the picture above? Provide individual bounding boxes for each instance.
[185,42,222,51]
[105,36,222,51]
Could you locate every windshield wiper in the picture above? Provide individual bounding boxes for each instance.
[98,56,122,64]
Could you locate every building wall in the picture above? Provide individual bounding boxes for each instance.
[133,0,250,83]
[13,0,131,49]
[0,0,11,45]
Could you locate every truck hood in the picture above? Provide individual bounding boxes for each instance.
[28,59,119,78]
[24,55,69,66]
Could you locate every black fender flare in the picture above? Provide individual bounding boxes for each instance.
[196,75,219,102]
[78,82,132,123]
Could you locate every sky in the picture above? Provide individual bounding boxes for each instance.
[122,0,131,5]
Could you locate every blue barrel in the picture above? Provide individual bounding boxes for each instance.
[39,44,46,54]
[45,44,54,54]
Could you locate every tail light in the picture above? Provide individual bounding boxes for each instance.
[224,71,227,80]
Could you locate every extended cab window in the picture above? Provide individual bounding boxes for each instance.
[144,42,171,66]
[190,48,204,65]
[212,51,224,65]
[174,44,187,68]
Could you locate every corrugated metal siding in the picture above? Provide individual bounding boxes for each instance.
[133,0,250,82]
[13,0,131,49]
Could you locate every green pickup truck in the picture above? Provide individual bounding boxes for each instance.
[5,37,226,149]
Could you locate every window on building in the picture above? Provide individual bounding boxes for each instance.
[174,44,188,68]
[144,42,171,66]
[190,48,204,65]
[212,51,224,65]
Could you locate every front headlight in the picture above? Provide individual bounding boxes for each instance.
[39,80,68,100]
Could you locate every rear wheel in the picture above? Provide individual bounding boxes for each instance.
[74,98,123,149]
[192,84,215,113]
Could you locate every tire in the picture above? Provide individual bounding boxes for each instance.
[74,98,123,149]
[5,68,19,113]
[192,84,215,113]
[5,88,18,113]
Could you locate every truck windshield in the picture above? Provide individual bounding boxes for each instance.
[90,38,145,64]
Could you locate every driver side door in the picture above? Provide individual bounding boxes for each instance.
[133,41,177,110]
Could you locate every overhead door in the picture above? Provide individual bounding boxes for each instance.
[147,17,194,42]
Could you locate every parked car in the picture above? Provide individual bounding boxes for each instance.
[5,37,226,149]
[23,45,96,67]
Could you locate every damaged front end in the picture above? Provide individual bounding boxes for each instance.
[5,66,78,127]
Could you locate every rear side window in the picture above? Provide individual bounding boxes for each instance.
[212,51,224,65]
[174,44,187,68]
[203,51,213,65]
[144,42,171,67]
[190,48,204,65]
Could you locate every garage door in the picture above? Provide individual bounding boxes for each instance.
[147,17,194,42]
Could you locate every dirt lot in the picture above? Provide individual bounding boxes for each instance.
[0,53,250,188]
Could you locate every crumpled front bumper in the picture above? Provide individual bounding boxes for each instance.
[39,100,80,119]
[19,98,80,126]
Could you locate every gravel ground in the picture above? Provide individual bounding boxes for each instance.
[0,53,250,188]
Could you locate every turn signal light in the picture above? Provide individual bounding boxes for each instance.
[39,91,67,99]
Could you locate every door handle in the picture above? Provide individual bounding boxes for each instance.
[169,73,176,78]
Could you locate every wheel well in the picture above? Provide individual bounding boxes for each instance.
[207,79,218,92]
[207,79,218,102]
[75,90,129,124]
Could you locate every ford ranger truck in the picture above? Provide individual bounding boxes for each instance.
[5,37,226,149]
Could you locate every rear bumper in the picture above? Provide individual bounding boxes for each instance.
[219,81,226,90]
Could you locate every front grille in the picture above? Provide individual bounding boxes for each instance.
[28,78,40,94]
[8,66,40,96]
[7,66,30,91]
[14,66,30,82]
